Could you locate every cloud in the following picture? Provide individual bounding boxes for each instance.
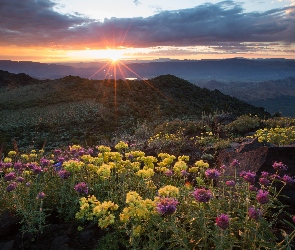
[0,0,294,49]
[133,0,141,6]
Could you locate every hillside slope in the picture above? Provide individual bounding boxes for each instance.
[0,72,270,150]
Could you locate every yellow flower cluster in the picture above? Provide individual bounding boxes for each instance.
[194,160,209,169]
[120,191,156,223]
[92,201,119,228]
[75,195,118,229]
[136,168,155,179]
[158,185,179,198]
[99,152,122,163]
[255,126,295,146]
[97,145,111,153]
[4,157,12,163]
[178,155,189,162]
[125,151,145,161]
[157,153,176,168]
[115,141,129,152]
[140,156,157,169]
[63,159,85,172]
[8,151,17,157]
[70,144,82,151]
[21,154,29,161]
[173,160,188,176]
[96,164,112,179]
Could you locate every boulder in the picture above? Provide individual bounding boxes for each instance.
[216,138,295,204]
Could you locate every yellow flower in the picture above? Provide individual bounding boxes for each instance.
[8,151,17,157]
[158,185,179,198]
[136,168,154,178]
[96,164,111,179]
[4,157,12,163]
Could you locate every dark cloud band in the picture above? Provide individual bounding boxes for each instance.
[0,0,294,48]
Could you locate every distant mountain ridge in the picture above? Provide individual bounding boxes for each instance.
[195,77,295,116]
[1,58,295,82]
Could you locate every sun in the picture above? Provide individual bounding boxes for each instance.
[107,49,123,62]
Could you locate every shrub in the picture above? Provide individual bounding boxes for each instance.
[226,114,260,136]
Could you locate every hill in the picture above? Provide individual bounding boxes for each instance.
[0,71,270,151]
[195,77,295,117]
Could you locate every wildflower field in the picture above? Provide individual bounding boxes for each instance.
[1,141,295,249]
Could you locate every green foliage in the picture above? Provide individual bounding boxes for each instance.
[226,114,260,136]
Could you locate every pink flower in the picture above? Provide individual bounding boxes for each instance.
[193,188,212,202]
[205,169,221,180]
[74,182,89,195]
[230,159,239,167]
[272,161,287,171]
[225,180,236,187]
[259,178,270,186]
[248,207,262,221]
[216,214,229,230]
[256,190,269,204]
[36,192,46,199]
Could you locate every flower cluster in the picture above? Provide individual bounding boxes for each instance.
[193,188,212,202]
[155,197,178,215]
[158,185,179,198]
[216,214,229,230]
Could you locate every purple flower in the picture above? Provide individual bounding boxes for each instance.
[25,182,31,187]
[156,198,178,215]
[4,172,16,181]
[193,188,212,202]
[282,175,294,184]
[259,178,270,186]
[270,174,281,181]
[74,182,89,195]
[13,162,23,170]
[205,169,221,180]
[164,170,173,177]
[16,176,24,182]
[40,157,50,167]
[36,192,46,199]
[3,162,12,169]
[256,190,269,204]
[248,207,262,221]
[58,170,71,179]
[230,159,239,168]
[6,182,17,192]
[32,166,43,174]
[216,214,230,230]
[220,165,227,170]
[260,171,269,178]
[272,161,287,171]
[181,170,188,176]
[225,180,236,187]
[242,171,256,185]
[293,216,295,224]
[53,149,62,155]
[249,185,258,192]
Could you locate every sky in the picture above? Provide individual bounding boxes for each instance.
[0,0,295,62]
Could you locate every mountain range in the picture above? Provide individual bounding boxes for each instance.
[195,77,295,117]
[1,58,295,82]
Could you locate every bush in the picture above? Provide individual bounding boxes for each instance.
[226,115,260,136]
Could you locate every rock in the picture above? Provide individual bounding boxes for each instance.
[49,236,72,250]
[0,240,14,250]
[216,140,295,204]
[0,211,21,239]
[214,114,237,125]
